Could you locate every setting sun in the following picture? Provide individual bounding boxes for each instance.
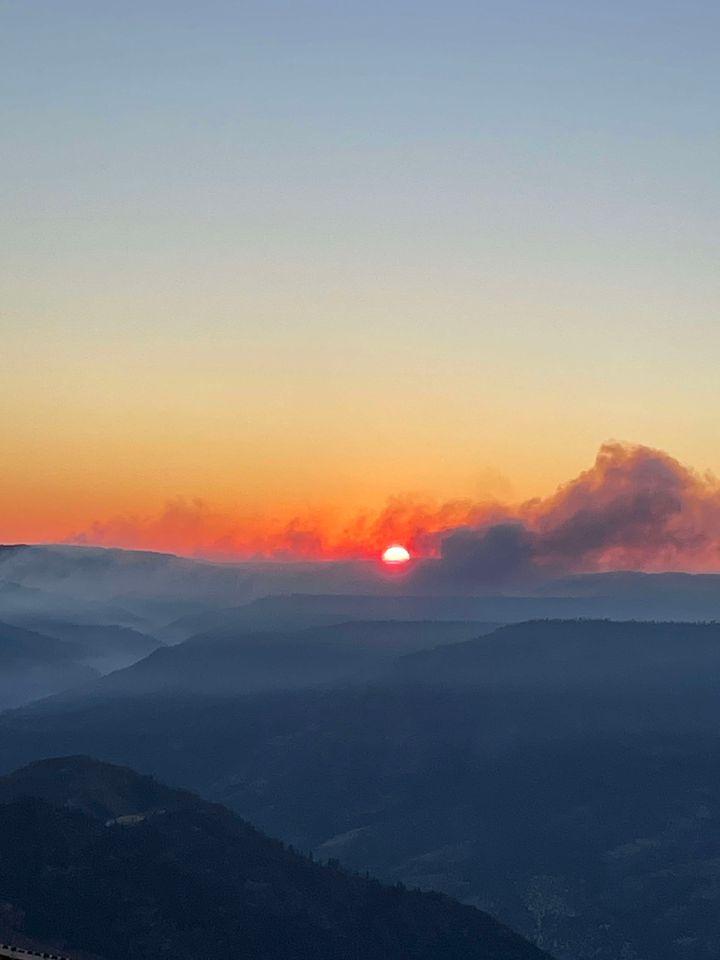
[382,544,411,565]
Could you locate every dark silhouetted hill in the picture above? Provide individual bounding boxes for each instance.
[0,756,550,960]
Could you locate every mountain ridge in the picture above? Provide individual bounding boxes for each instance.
[0,756,551,960]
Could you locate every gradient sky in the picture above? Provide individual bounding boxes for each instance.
[2,1,719,552]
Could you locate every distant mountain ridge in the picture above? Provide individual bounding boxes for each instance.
[0,621,98,710]
[83,619,498,698]
[0,618,162,711]
[396,618,720,687]
[0,579,139,628]
[11,621,161,674]
[6,545,720,630]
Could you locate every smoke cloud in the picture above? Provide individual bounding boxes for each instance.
[70,443,720,581]
[422,442,720,585]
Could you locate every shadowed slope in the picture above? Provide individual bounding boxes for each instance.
[0,756,550,960]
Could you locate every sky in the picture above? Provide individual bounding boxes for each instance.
[2,1,720,560]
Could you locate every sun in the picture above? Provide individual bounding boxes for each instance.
[382,544,411,565]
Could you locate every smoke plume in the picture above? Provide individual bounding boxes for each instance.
[70,443,720,582]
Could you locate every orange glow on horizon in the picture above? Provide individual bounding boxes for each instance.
[5,444,720,577]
